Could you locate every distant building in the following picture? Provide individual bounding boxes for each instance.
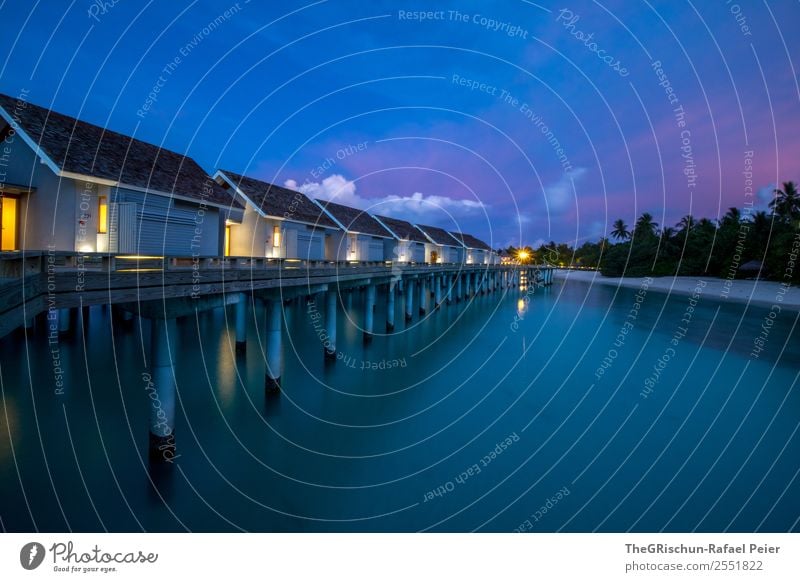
[449,231,494,264]
[214,170,339,260]
[414,224,464,264]
[498,249,514,265]
[371,214,427,263]
[314,199,394,261]
[0,93,236,255]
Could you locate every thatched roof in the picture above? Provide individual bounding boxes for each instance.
[315,199,392,237]
[372,214,428,243]
[449,231,492,251]
[0,93,236,208]
[415,224,461,247]
[216,170,337,228]
[739,260,764,272]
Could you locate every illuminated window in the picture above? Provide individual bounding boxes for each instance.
[97,195,108,234]
[1,195,18,251]
[224,225,232,256]
[272,225,281,248]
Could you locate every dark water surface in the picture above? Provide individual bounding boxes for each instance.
[1,278,798,532]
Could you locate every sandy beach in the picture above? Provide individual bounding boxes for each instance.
[553,269,800,311]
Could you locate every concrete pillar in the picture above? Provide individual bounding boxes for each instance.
[434,275,442,308]
[386,281,396,332]
[264,298,282,396]
[346,290,352,310]
[58,308,70,334]
[325,289,337,360]
[235,293,247,354]
[466,273,472,298]
[418,277,427,316]
[364,284,376,342]
[148,317,177,462]
[445,274,453,304]
[456,274,463,303]
[405,279,414,322]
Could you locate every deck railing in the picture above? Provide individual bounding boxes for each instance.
[0,251,510,279]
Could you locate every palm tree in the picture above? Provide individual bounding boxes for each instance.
[661,227,676,242]
[676,215,695,232]
[770,181,800,224]
[610,219,630,241]
[751,210,771,233]
[696,217,716,232]
[634,212,658,237]
[749,210,772,251]
[721,207,741,227]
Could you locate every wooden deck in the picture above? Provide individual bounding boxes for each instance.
[0,251,526,337]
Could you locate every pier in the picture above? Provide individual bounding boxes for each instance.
[0,251,553,460]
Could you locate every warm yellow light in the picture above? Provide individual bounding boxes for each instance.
[1,196,18,251]
[518,250,529,260]
[273,225,281,248]
[97,195,108,234]
[224,224,232,257]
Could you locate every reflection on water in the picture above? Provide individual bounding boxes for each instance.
[0,280,798,532]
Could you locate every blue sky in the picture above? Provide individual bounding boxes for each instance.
[1,0,798,248]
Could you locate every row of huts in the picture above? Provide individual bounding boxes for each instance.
[0,93,497,264]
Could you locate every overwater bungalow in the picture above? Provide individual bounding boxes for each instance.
[414,223,464,264]
[313,198,394,261]
[449,230,495,264]
[213,170,340,259]
[371,214,427,263]
[0,93,235,255]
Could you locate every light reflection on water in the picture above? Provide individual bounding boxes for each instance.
[0,280,797,532]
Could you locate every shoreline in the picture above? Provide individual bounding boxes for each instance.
[553,269,800,312]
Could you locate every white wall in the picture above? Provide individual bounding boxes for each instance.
[425,243,462,263]
[229,207,275,257]
[113,187,221,256]
[2,134,76,250]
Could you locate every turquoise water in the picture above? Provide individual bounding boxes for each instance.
[0,278,798,532]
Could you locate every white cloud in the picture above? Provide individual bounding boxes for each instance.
[756,183,776,209]
[284,174,486,220]
[284,175,360,207]
[543,168,587,213]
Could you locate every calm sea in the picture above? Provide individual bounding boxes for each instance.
[1,277,798,532]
